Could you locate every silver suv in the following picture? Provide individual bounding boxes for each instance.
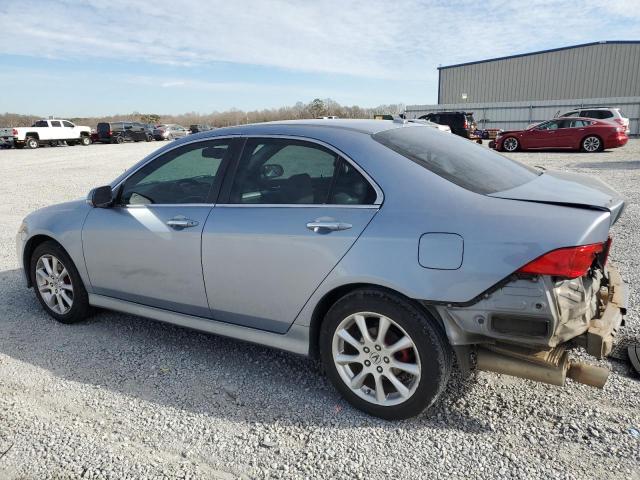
[558,107,629,133]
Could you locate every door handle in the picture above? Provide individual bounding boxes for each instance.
[306,221,352,233]
[166,217,199,229]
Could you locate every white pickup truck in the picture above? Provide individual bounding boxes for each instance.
[0,119,92,149]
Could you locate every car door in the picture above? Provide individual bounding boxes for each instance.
[48,120,64,140]
[526,120,559,148]
[82,138,238,316]
[552,119,574,147]
[62,120,77,139]
[201,137,381,333]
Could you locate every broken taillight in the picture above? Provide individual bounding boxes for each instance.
[517,243,605,279]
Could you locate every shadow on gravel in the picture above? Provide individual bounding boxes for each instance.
[572,160,640,170]
[0,268,488,433]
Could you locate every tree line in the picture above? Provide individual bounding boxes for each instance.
[0,98,405,128]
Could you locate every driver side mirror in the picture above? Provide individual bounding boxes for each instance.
[88,185,114,208]
[261,164,284,179]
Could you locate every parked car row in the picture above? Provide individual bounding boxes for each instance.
[413,107,630,153]
[0,119,217,149]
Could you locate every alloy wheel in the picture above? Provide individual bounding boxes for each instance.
[332,312,421,406]
[583,136,601,152]
[503,137,518,151]
[35,254,74,314]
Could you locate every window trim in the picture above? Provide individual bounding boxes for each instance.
[112,136,241,207]
[218,134,383,208]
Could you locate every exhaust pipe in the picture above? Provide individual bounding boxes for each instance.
[477,347,609,388]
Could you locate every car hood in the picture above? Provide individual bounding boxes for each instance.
[489,170,625,225]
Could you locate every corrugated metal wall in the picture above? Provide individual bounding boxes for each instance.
[405,97,640,135]
[439,42,640,104]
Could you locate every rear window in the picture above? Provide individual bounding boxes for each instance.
[373,126,540,195]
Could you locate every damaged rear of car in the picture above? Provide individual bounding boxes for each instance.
[368,125,627,390]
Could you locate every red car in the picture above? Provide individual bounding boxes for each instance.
[493,118,628,153]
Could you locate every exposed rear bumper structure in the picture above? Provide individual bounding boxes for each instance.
[475,265,626,389]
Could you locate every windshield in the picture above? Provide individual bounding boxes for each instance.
[373,126,540,194]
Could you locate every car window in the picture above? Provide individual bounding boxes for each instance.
[563,111,579,117]
[537,120,559,130]
[373,126,539,195]
[329,159,377,205]
[33,121,48,127]
[50,121,62,127]
[569,120,591,128]
[120,140,230,205]
[230,138,345,204]
[62,121,74,127]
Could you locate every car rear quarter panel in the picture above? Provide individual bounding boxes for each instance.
[293,135,612,327]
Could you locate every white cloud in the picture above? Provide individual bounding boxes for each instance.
[0,0,637,78]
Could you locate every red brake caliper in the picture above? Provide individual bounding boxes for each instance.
[398,348,411,363]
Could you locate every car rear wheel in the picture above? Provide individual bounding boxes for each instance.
[320,289,452,419]
[26,137,39,149]
[30,241,91,324]
[582,135,602,153]
[502,136,519,152]
[115,136,124,144]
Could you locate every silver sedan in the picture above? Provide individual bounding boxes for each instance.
[17,119,627,419]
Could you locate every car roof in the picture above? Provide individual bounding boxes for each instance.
[196,119,416,138]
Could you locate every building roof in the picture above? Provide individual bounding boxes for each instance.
[438,40,640,70]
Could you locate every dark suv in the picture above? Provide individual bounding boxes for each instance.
[418,111,476,138]
[189,124,213,134]
[96,122,152,144]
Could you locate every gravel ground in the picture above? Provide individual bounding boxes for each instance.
[0,140,639,480]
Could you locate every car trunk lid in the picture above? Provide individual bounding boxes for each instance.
[489,170,625,225]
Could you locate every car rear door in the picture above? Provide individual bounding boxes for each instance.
[82,138,238,316]
[201,136,381,333]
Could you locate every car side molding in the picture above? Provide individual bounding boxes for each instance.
[88,294,310,355]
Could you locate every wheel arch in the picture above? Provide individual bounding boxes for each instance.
[307,282,445,359]
[23,234,66,287]
[25,132,40,140]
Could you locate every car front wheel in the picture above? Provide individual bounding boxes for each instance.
[30,241,91,324]
[320,289,452,419]
[502,136,519,152]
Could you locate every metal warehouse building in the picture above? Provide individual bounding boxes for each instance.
[406,41,640,135]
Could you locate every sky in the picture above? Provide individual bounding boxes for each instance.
[0,0,639,116]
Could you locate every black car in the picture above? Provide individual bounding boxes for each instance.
[96,122,152,144]
[189,124,213,134]
[418,111,476,138]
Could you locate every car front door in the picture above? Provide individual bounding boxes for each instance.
[48,120,64,141]
[82,138,238,316]
[201,137,381,333]
[525,120,560,148]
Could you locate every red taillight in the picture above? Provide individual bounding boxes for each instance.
[12,128,18,136]
[463,119,468,129]
[517,243,604,279]
[613,118,623,125]
[108,130,112,136]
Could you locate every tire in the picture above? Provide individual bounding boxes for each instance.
[319,289,452,419]
[502,136,519,152]
[25,137,39,149]
[115,135,124,144]
[146,135,152,142]
[30,241,91,324]
[80,136,91,146]
[581,135,602,153]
